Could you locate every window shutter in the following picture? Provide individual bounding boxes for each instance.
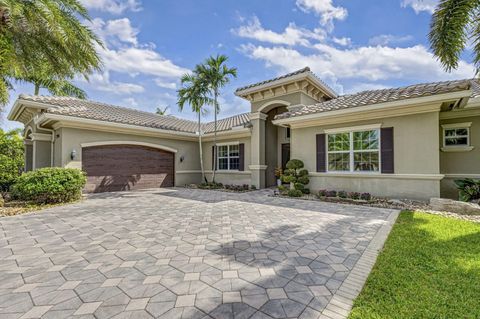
[212,145,216,170]
[316,134,326,172]
[239,143,245,171]
[381,127,394,174]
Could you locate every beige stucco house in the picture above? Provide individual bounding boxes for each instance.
[7,67,480,199]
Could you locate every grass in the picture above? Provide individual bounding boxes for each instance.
[349,211,480,319]
[0,198,77,217]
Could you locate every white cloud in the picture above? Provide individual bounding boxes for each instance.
[296,0,347,27]
[101,46,188,78]
[401,0,438,14]
[87,72,145,94]
[154,79,178,90]
[122,97,138,107]
[240,43,475,87]
[90,18,139,45]
[232,16,326,46]
[332,37,351,46]
[80,0,141,14]
[369,34,413,46]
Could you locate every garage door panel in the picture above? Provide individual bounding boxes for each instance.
[82,145,174,193]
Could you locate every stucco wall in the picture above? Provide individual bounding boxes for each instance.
[58,127,202,186]
[291,111,441,199]
[439,115,480,198]
[34,140,51,169]
[202,137,252,185]
[251,92,321,113]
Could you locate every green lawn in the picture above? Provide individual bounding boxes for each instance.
[349,211,480,319]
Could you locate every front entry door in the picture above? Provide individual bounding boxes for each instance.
[281,143,290,169]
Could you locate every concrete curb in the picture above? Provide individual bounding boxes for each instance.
[319,210,400,319]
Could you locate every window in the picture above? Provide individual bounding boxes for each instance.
[442,123,471,148]
[327,129,380,172]
[217,144,239,170]
[286,128,291,139]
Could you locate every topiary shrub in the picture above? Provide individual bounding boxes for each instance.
[287,189,303,197]
[281,159,310,195]
[11,168,86,204]
[325,190,337,197]
[318,189,327,197]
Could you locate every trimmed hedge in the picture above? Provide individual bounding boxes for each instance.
[11,168,86,204]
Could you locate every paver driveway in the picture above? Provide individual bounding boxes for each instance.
[0,188,397,319]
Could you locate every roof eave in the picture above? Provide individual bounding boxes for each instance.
[235,72,337,99]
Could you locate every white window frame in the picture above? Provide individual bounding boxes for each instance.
[441,122,473,152]
[325,125,381,174]
[217,143,240,171]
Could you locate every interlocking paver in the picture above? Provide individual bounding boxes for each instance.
[0,187,395,319]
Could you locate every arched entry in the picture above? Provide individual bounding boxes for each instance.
[260,102,291,187]
[23,127,33,172]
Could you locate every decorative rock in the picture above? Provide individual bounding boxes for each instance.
[429,198,480,215]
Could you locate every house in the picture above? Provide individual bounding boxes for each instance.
[7,67,480,199]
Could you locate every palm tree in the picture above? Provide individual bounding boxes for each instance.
[429,0,480,72]
[177,73,212,183]
[0,0,102,105]
[156,106,169,115]
[195,55,237,183]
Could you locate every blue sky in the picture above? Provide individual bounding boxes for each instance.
[2,0,476,130]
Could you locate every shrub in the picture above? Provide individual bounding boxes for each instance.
[199,182,223,189]
[302,188,310,195]
[454,178,480,202]
[349,192,361,200]
[338,190,348,198]
[325,190,337,197]
[250,185,257,190]
[360,192,372,201]
[0,129,24,199]
[318,189,327,197]
[287,189,303,197]
[297,175,310,185]
[11,168,86,204]
[282,159,310,193]
[278,185,287,192]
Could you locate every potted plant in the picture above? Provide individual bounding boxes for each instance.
[274,167,283,187]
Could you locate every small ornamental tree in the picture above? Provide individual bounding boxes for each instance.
[280,159,310,196]
[0,129,24,201]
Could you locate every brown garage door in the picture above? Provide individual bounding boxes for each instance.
[82,144,174,193]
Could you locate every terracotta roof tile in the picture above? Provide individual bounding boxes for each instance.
[275,79,476,120]
[18,95,251,134]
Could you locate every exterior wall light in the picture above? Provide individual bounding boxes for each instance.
[71,149,77,160]
[180,155,185,163]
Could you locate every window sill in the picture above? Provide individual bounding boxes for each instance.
[441,146,474,152]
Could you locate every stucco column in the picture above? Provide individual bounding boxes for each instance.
[249,112,268,189]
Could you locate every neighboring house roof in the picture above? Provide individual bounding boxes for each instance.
[235,67,338,98]
[17,95,251,134]
[275,79,476,120]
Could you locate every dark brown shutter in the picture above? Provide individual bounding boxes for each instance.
[381,127,394,174]
[212,146,216,170]
[239,143,245,171]
[316,134,326,172]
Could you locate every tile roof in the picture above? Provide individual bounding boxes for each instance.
[235,67,337,97]
[18,95,251,134]
[275,79,476,120]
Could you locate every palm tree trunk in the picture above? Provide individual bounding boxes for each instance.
[198,111,206,183]
[34,83,40,95]
[212,89,218,183]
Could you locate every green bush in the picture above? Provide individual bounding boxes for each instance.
[338,190,348,198]
[454,178,480,202]
[282,159,310,193]
[287,189,303,197]
[0,129,24,199]
[11,168,86,204]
